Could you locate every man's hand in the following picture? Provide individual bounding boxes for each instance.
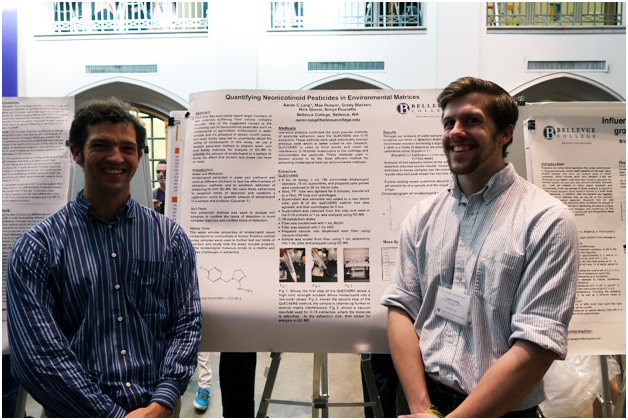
[399,413,439,418]
[448,340,556,417]
[125,402,173,418]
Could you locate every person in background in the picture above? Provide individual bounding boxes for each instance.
[381,77,579,417]
[220,352,257,417]
[153,159,167,209]
[193,353,213,412]
[7,98,202,417]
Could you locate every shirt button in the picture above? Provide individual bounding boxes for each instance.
[443,369,449,376]
[121,349,127,355]
[468,210,474,216]
[107,224,113,229]
[457,273,463,280]
[448,338,454,344]
[460,241,466,247]
[117,316,123,322]
[126,382,131,388]
[111,252,117,258]
[114,284,121,290]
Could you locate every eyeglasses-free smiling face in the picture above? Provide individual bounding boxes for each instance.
[441,92,512,194]
[71,121,142,203]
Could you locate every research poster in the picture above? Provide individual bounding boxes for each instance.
[2,97,74,315]
[525,102,626,355]
[179,89,447,352]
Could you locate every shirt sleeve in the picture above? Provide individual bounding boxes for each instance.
[380,203,424,320]
[7,233,128,418]
[150,226,202,410]
[509,206,580,359]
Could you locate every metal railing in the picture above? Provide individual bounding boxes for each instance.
[270,2,422,30]
[43,2,208,34]
[487,2,624,27]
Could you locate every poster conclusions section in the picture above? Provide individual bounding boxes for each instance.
[179,90,446,352]
[526,102,626,355]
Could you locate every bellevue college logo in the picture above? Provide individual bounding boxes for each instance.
[543,126,556,140]
[397,103,410,114]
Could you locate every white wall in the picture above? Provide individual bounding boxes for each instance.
[15,1,626,102]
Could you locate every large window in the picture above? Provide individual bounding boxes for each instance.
[131,106,167,190]
[487,2,624,27]
[45,2,208,34]
[270,2,423,30]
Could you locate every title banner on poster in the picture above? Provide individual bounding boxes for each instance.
[177,89,447,353]
[525,102,626,356]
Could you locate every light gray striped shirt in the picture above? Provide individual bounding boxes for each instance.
[381,163,579,410]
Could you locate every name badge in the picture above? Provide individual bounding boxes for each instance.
[434,285,471,326]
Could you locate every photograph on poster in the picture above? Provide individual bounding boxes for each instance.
[311,247,338,282]
[279,248,305,282]
[343,248,370,282]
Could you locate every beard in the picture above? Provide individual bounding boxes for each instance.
[447,147,483,175]
[445,134,500,176]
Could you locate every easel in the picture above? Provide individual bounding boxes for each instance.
[598,354,626,418]
[256,352,384,418]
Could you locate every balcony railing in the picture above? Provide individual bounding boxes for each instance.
[43,2,208,34]
[487,2,624,27]
[270,2,422,30]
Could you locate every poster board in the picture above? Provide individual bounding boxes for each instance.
[1,97,74,351]
[1,98,74,305]
[524,102,626,355]
[178,89,454,353]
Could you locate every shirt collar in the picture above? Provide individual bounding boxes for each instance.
[448,163,517,204]
[75,189,138,220]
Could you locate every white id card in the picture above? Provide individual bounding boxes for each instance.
[434,285,471,326]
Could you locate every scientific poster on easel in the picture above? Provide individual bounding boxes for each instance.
[525,102,626,355]
[179,89,446,352]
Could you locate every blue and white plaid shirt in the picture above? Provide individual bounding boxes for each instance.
[381,163,579,411]
[7,190,202,417]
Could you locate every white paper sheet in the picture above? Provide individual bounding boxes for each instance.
[525,102,626,355]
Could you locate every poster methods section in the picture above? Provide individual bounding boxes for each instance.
[179,90,447,352]
[526,102,626,355]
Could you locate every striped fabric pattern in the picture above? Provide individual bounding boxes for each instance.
[381,163,579,411]
[7,191,202,417]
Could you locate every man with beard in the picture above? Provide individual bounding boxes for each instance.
[7,98,201,417]
[381,77,579,417]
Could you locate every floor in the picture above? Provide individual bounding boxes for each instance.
[23,352,368,418]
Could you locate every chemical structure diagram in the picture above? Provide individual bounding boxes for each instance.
[199,266,252,293]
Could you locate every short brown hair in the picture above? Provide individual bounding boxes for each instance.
[69,98,146,156]
[437,77,518,158]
